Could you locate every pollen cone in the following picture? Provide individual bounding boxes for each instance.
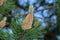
[0,17,7,29]
[22,5,34,30]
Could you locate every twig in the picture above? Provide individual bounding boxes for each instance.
[19,30,25,40]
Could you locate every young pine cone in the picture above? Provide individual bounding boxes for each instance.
[22,5,34,30]
[0,17,7,29]
[0,0,4,6]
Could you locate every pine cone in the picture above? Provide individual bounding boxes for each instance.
[0,0,4,6]
[22,5,34,30]
[0,17,7,29]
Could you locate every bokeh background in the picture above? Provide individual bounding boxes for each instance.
[0,0,60,40]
